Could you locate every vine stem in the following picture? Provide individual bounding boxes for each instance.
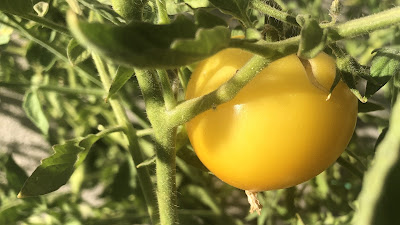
[250,0,299,27]
[92,54,159,225]
[135,69,178,225]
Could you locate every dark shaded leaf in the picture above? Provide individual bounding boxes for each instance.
[5,155,28,191]
[107,66,135,101]
[339,70,367,103]
[366,47,400,98]
[358,101,385,113]
[177,146,208,172]
[0,0,33,15]
[67,38,91,65]
[67,12,230,68]
[208,0,251,27]
[23,90,49,135]
[195,9,227,29]
[297,17,327,59]
[354,94,400,225]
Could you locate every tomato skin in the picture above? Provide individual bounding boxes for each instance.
[185,49,358,191]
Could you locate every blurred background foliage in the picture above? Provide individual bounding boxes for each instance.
[0,0,400,224]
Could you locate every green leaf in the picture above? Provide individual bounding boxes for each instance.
[67,38,91,66]
[18,126,123,197]
[338,70,367,103]
[18,134,100,197]
[195,9,227,29]
[358,101,385,113]
[365,47,400,98]
[0,0,33,15]
[0,24,13,45]
[106,66,135,101]
[5,155,28,191]
[67,12,230,68]
[297,17,327,59]
[209,0,251,27]
[33,2,49,17]
[23,90,49,135]
[354,94,400,225]
[136,155,156,168]
[77,0,122,25]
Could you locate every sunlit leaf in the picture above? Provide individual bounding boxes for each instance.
[67,12,230,68]
[297,17,327,59]
[33,2,49,17]
[365,47,400,98]
[107,66,135,101]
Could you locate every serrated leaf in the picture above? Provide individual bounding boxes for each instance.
[358,101,385,113]
[67,12,230,68]
[365,47,400,97]
[0,0,33,15]
[5,155,28,191]
[18,134,102,197]
[23,90,49,135]
[107,66,135,100]
[67,38,91,66]
[297,18,327,59]
[209,0,251,27]
[339,70,367,103]
[77,0,122,25]
[354,94,400,225]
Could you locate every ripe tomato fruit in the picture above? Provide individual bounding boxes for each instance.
[185,49,358,191]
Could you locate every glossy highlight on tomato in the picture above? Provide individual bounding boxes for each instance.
[185,49,358,192]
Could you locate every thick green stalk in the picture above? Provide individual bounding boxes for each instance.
[135,69,178,225]
[250,0,298,26]
[92,54,159,224]
[167,54,272,127]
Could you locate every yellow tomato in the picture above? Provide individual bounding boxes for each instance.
[185,49,358,192]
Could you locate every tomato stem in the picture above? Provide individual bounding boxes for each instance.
[92,54,159,225]
[245,190,263,215]
[135,68,179,225]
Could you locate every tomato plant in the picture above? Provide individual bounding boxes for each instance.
[186,50,358,191]
[0,0,400,225]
